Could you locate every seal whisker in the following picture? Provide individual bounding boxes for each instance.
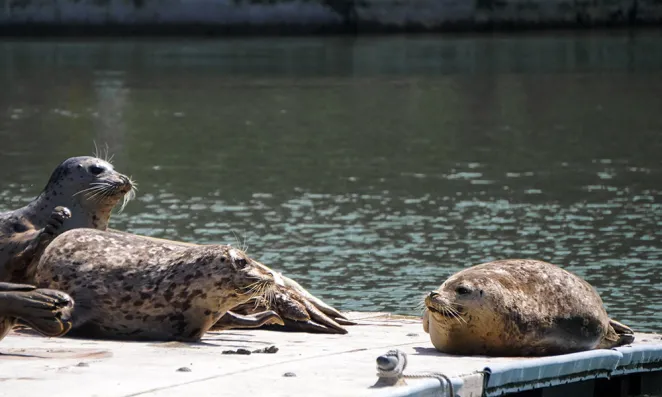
[241,231,250,255]
[415,293,428,313]
[87,185,112,202]
[128,177,138,191]
[449,308,466,324]
[104,144,113,164]
[96,186,117,204]
[241,280,264,291]
[73,184,109,197]
[230,230,241,250]
[82,187,110,202]
[118,195,130,214]
[117,187,136,214]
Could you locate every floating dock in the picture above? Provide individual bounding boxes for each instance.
[1,312,661,397]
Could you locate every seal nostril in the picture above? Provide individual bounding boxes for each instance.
[429,291,439,298]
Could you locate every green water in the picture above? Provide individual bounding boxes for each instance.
[1,32,661,332]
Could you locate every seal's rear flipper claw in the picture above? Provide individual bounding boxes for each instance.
[300,298,348,334]
[0,282,37,292]
[213,310,284,330]
[335,318,358,326]
[0,287,74,338]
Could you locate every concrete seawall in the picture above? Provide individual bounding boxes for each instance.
[1,0,662,35]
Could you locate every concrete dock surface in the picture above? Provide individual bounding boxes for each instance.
[1,312,661,397]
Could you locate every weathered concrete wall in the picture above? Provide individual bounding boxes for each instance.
[0,0,661,33]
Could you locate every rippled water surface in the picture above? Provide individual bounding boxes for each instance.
[1,32,661,332]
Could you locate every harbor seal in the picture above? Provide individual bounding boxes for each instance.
[32,228,285,342]
[0,282,74,341]
[0,156,135,283]
[423,259,634,357]
[4,155,350,335]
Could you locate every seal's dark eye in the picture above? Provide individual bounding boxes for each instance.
[456,286,471,295]
[89,165,105,175]
[236,258,247,267]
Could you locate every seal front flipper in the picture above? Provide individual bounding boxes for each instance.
[598,318,635,348]
[14,206,72,283]
[213,310,284,331]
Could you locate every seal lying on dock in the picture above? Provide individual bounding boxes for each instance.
[31,228,285,341]
[0,156,135,283]
[423,259,634,357]
[4,155,350,335]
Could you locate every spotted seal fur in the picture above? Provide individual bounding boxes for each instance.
[423,259,634,356]
[32,228,284,341]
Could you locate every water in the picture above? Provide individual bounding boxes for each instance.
[1,32,661,333]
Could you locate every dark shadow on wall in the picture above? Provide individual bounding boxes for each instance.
[320,0,361,31]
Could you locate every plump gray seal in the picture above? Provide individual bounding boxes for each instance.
[32,228,284,342]
[423,259,634,357]
[0,156,134,284]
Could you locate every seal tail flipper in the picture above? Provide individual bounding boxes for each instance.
[212,310,284,331]
[0,284,74,338]
[598,318,635,349]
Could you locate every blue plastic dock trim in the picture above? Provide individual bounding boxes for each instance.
[373,343,662,397]
[483,349,623,396]
[612,344,662,375]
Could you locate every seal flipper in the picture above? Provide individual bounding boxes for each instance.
[22,206,72,283]
[0,283,74,339]
[597,318,635,349]
[213,310,284,330]
[609,318,635,345]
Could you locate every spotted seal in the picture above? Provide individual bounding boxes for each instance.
[423,259,634,356]
[32,228,285,341]
[0,156,135,283]
[5,156,350,335]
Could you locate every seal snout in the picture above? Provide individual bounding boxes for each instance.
[424,290,462,319]
[424,291,444,313]
[113,174,135,194]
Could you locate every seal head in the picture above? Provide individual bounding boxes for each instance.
[34,156,135,229]
[0,156,135,283]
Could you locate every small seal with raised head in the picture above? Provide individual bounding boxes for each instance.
[34,228,284,342]
[423,259,634,356]
[0,156,135,283]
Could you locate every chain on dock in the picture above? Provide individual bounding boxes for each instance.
[374,349,455,396]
